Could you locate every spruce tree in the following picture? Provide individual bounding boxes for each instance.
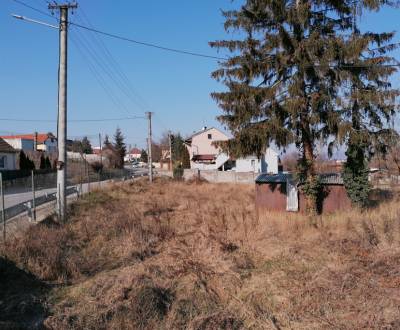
[210,0,398,213]
[113,128,126,168]
[39,154,46,169]
[80,136,93,154]
[332,3,399,207]
[140,149,148,163]
[19,150,27,170]
[103,135,112,149]
[45,156,52,169]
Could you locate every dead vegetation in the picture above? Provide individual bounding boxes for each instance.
[1,177,400,329]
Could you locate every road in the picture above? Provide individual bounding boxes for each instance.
[4,168,148,209]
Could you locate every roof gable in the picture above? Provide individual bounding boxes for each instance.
[0,138,16,153]
[186,127,229,141]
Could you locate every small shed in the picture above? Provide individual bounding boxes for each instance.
[255,172,352,214]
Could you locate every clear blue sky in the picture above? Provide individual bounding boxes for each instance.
[0,1,399,150]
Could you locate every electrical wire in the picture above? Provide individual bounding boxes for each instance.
[70,33,139,118]
[77,7,151,111]
[10,0,227,60]
[0,117,145,122]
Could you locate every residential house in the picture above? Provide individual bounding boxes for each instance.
[184,127,230,171]
[124,147,142,162]
[0,133,57,152]
[0,138,17,170]
[184,127,279,173]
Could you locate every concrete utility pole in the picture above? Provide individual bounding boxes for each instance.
[49,2,78,222]
[146,112,153,183]
[99,133,103,168]
[169,131,173,171]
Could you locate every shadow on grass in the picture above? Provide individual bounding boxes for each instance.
[0,257,49,329]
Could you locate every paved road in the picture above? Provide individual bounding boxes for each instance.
[4,168,148,209]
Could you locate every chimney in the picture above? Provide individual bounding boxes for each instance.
[33,132,38,151]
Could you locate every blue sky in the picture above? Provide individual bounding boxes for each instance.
[0,1,399,150]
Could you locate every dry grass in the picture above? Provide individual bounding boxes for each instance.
[1,177,400,329]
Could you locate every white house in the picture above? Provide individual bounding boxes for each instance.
[0,138,17,170]
[1,137,34,151]
[0,133,57,152]
[124,147,142,162]
[184,127,279,173]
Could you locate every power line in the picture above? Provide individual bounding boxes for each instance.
[71,26,147,114]
[11,0,227,60]
[69,21,227,60]
[77,7,151,111]
[11,0,55,19]
[0,117,145,122]
[70,33,141,118]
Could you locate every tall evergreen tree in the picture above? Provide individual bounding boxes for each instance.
[333,4,399,207]
[45,156,52,169]
[210,0,398,213]
[19,150,28,170]
[113,128,126,168]
[140,149,148,163]
[171,134,191,168]
[80,136,93,154]
[39,154,46,169]
[103,134,112,149]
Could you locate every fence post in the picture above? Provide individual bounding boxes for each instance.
[1,173,5,243]
[87,164,91,194]
[31,170,36,221]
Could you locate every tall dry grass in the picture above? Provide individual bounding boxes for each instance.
[1,177,400,329]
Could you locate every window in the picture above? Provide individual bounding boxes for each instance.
[0,156,5,169]
[251,159,255,167]
[207,134,212,140]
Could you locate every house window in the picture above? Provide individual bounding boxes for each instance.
[0,156,5,169]
[208,134,212,140]
[251,159,255,167]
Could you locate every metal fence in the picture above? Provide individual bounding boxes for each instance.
[0,159,144,240]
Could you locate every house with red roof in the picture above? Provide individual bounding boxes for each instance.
[0,133,57,153]
[124,147,142,162]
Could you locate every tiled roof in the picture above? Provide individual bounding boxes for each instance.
[0,133,55,144]
[129,147,141,154]
[0,138,17,153]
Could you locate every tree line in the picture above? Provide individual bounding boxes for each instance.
[69,128,190,170]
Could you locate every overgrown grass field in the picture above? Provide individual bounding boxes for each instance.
[1,178,400,329]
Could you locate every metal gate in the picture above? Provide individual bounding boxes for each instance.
[286,178,299,212]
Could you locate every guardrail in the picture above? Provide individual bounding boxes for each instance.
[3,170,149,222]
[3,186,78,222]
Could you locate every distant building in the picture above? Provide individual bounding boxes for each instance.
[184,126,279,173]
[0,133,57,152]
[0,138,17,170]
[124,147,142,162]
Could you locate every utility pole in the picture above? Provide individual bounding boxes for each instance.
[99,133,103,168]
[146,112,153,183]
[49,2,77,222]
[169,131,173,171]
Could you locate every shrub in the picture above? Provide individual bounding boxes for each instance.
[173,166,184,180]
